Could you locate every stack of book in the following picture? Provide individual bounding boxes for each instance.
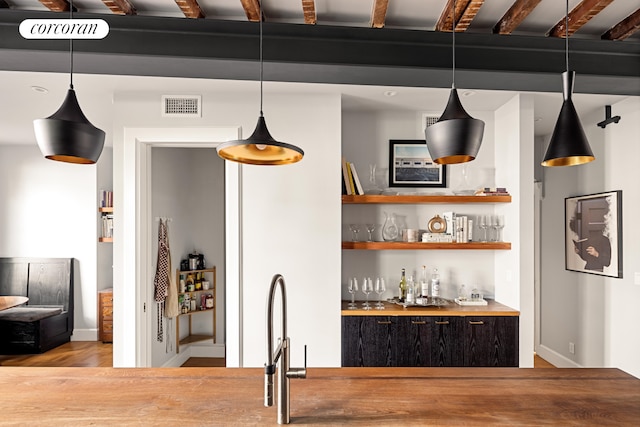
[101,214,114,239]
[100,190,114,207]
[475,187,510,196]
[341,158,364,195]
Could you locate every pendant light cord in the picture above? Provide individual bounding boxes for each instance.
[259,0,263,117]
[69,0,74,89]
[452,0,456,89]
[565,0,569,73]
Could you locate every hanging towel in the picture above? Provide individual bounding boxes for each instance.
[165,248,180,319]
[154,218,170,342]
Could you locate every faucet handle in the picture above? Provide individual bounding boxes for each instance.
[287,344,307,379]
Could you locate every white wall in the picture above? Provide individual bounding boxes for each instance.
[113,90,342,368]
[0,145,98,338]
[539,96,640,378]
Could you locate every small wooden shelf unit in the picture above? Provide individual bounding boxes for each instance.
[175,267,216,353]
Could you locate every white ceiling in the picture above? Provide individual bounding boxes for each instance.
[0,69,628,147]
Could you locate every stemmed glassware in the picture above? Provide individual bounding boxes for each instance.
[494,215,505,242]
[347,278,358,309]
[375,277,386,309]
[349,224,361,241]
[365,223,376,242]
[479,215,489,242]
[362,277,373,310]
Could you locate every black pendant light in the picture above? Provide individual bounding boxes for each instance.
[425,0,484,165]
[217,2,303,166]
[33,0,105,164]
[541,0,594,167]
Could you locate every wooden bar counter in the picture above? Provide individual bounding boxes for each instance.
[0,366,638,425]
[342,299,520,316]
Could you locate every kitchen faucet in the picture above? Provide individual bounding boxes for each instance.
[264,274,307,424]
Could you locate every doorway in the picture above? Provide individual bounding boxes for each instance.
[114,126,242,368]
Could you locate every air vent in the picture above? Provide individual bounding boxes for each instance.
[423,114,439,129]
[161,95,201,117]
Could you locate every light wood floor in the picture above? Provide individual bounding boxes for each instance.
[2,341,554,368]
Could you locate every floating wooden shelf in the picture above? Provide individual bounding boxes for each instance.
[342,241,511,250]
[98,207,114,213]
[98,237,113,243]
[179,334,214,346]
[342,194,511,204]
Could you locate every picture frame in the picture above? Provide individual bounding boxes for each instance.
[565,190,622,278]
[388,140,447,188]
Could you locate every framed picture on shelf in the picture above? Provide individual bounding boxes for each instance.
[388,139,447,188]
[565,190,622,278]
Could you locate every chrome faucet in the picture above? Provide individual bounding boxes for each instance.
[264,274,307,424]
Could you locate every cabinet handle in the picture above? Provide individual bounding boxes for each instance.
[377,320,392,325]
[469,321,485,325]
[411,320,427,325]
[435,321,450,325]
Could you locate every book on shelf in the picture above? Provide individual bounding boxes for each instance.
[475,187,510,196]
[349,163,364,195]
[341,158,352,195]
[100,190,114,208]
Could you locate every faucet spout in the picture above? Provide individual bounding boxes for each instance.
[264,274,306,424]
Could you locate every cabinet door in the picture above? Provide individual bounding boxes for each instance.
[342,316,397,367]
[463,316,519,367]
[396,316,431,367]
[430,316,464,367]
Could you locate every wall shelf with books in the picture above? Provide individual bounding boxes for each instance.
[342,194,512,204]
[342,241,511,250]
[99,191,114,243]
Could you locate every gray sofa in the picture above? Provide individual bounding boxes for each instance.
[0,258,74,354]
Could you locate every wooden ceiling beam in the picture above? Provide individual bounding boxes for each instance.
[436,0,485,32]
[492,0,542,35]
[38,0,75,12]
[601,7,640,41]
[302,0,316,25]
[240,0,261,22]
[101,0,136,16]
[370,0,389,29]
[547,0,613,38]
[174,0,205,19]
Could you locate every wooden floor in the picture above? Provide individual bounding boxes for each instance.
[1,341,554,368]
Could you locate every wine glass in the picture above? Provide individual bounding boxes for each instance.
[494,214,505,242]
[347,278,358,309]
[375,277,386,309]
[478,215,489,242]
[365,223,376,242]
[349,224,361,241]
[362,277,373,310]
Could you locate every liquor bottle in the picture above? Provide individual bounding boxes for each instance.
[406,275,415,304]
[431,267,440,299]
[420,265,429,299]
[398,268,407,302]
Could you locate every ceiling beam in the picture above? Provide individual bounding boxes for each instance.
[547,0,613,38]
[240,0,261,22]
[38,0,75,12]
[174,0,205,19]
[302,0,316,25]
[492,0,542,35]
[370,0,389,29]
[601,7,640,41]
[101,0,137,16]
[1,10,638,96]
[436,0,485,32]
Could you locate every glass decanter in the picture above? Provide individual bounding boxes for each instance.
[382,212,399,241]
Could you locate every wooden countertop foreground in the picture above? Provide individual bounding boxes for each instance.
[342,299,520,316]
[1,367,638,426]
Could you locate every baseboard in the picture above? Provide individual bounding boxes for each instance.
[163,348,192,367]
[190,343,225,358]
[71,328,98,341]
[536,344,581,368]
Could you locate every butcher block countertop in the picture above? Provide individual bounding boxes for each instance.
[1,367,638,426]
[342,299,519,316]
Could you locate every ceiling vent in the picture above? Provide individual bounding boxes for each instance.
[161,95,201,117]
[423,114,439,130]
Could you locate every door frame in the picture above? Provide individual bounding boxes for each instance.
[114,126,243,367]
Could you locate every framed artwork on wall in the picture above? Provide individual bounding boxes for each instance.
[565,190,622,278]
[388,140,447,188]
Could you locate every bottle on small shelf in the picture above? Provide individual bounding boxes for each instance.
[398,268,407,303]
